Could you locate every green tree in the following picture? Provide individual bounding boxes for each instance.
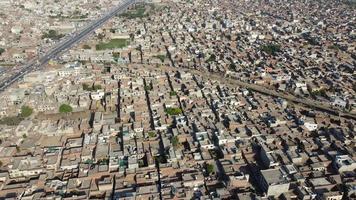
[206,54,216,62]
[260,44,281,55]
[229,63,236,71]
[59,104,73,113]
[165,107,182,115]
[84,159,94,165]
[20,106,33,118]
[42,30,64,40]
[169,91,177,96]
[153,55,166,63]
[113,52,121,59]
[147,131,157,138]
[82,83,92,91]
[144,85,152,91]
[0,48,5,56]
[206,163,214,174]
[171,136,180,149]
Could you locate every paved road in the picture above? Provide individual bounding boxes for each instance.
[0,0,136,92]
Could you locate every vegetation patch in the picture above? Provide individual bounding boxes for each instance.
[0,48,5,56]
[260,44,281,55]
[147,131,157,138]
[59,104,73,113]
[144,85,152,91]
[20,106,33,118]
[169,91,177,96]
[165,107,182,116]
[120,4,147,19]
[328,44,339,50]
[154,155,167,164]
[153,54,166,63]
[171,136,180,149]
[98,158,109,165]
[0,63,15,67]
[0,106,33,125]
[96,39,129,50]
[42,30,64,40]
[0,116,24,126]
[206,54,216,63]
[311,88,328,98]
[229,63,237,71]
[113,52,121,59]
[206,163,215,174]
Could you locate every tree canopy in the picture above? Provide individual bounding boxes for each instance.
[20,106,33,118]
[59,104,73,113]
[165,107,182,115]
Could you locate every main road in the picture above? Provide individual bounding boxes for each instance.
[0,0,136,91]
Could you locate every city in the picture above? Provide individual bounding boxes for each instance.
[0,0,355,199]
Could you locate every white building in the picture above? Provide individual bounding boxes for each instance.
[91,91,105,100]
[334,155,356,173]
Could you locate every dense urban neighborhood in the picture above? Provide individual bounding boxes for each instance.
[0,0,355,199]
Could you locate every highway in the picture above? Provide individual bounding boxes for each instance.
[0,0,135,92]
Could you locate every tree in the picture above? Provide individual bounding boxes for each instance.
[93,85,102,90]
[42,30,64,40]
[206,163,214,174]
[113,52,120,59]
[165,107,182,116]
[206,54,216,62]
[59,104,73,113]
[97,33,105,40]
[98,158,109,165]
[229,63,236,71]
[260,44,281,55]
[144,85,152,91]
[84,159,94,165]
[171,136,180,149]
[154,155,167,164]
[20,106,33,118]
[153,54,166,63]
[147,131,157,138]
[82,83,92,91]
[169,91,177,96]
[0,48,5,56]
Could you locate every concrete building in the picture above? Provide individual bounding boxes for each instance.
[259,168,290,197]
